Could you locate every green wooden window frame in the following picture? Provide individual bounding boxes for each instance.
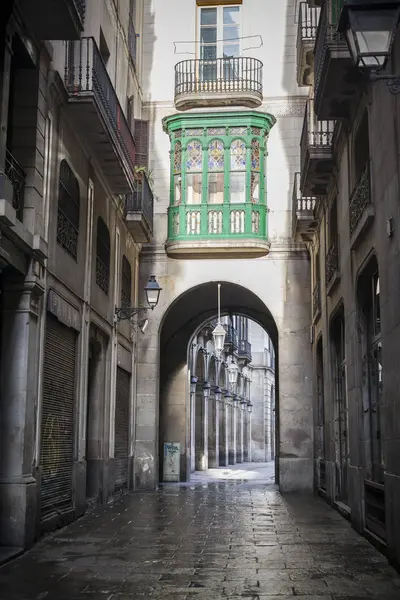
[164,111,276,241]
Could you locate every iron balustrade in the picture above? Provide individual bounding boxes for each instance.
[300,98,334,175]
[74,0,86,24]
[349,165,371,236]
[325,240,339,285]
[174,57,263,100]
[64,37,136,176]
[238,339,252,361]
[5,148,26,220]
[128,18,137,67]
[313,281,321,320]
[292,171,316,232]
[223,323,238,351]
[297,2,320,69]
[125,172,154,234]
[314,0,346,101]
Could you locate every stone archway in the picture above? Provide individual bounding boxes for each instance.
[134,280,313,493]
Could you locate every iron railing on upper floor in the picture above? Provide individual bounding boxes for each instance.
[5,149,26,221]
[125,172,154,234]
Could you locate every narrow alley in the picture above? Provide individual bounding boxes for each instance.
[0,464,399,600]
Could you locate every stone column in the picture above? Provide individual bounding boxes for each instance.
[208,396,219,468]
[0,31,12,170]
[236,408,244,463]
[0,272,44,547]
[243,410,249,462]
[219,400,229,466]
[248,412,252,462]
[195,391,208,471]
[228,404,236,464]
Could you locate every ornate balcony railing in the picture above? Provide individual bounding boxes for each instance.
[64,37,136,178]
[292,171,316,236]
[128,17,137,67]
[349,165,371,236]
[238,339,252,362]
[325,241,339,285]
[313,281,321,320]
[223,324,238,351]
[314,0,346,108]
[5,149,26,220]
[168,202,266,242]
[125,172,154,234]
[300,98,334,174]
[297,2,320,84]
[174,57,263,105]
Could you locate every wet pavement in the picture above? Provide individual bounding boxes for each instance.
[0,463,400,600]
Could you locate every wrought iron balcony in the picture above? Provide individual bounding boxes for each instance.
[296,2,320,87]
[237,339,252,363]
[166,203,270,259]
[349,165,373,245]
[5,149,25,221]
[292,171,317,241]
[325,240,340,294]
[174,57,263,111]
[223,324,238,352]
[125,173,154,243]
[128,18,137,67]
[313,281,321,321]
[314,0,361,119]
[300,98,334,196]
[64,38,136,194]
[19,0,85,40]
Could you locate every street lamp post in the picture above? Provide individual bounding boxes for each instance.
[190,375,198,395]
[203,381,211,400]
[114,275,162,322]
[213,386,222,403]
[339,0,400,94]
[212,283,226,358]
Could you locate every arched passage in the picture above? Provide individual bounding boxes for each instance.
[159,282,280,484]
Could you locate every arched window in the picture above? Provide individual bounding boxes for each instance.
[96,217,110,294]
[208,139,224,205]
[230,139,246,204]
[121,256,132,308]
[173,141,182,206]
[251,139,260,203]
[57,159,80,260]
[186,139,202,205]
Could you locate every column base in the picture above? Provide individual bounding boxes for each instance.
[228,451,236,465]
[0,478,37,548]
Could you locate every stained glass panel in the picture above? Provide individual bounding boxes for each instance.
[251,127,262,136]
[230,126,247,135]
[208,127,226,135]
[208,139,224,171]
[251,139,260,171]
[186,140,203,171]
[230,139,246,171]
[186,128,204,136]
[174,141,182,174]
[174,129,182,139]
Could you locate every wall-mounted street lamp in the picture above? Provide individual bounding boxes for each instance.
[190,375,198,395]
[213,386,222,403]
[339,0,400,94]
[240,398,247,412]
[114,275,162,322]
[203,381,211,400]
[232,394,240,408]
[212,283,226,358]
[228,360,238,391]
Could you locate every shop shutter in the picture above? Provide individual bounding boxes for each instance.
[134,119,149,168]
[40,315,76,519]
[115,367,130,490]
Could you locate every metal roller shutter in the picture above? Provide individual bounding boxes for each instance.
[115,367,130,490]
[40,315,76,519]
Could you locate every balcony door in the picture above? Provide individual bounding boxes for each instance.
[199,5,241,83]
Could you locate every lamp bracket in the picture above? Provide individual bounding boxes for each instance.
[369,69,400,94]
[114,306,148,323]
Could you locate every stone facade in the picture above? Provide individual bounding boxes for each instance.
[0,0,146,550]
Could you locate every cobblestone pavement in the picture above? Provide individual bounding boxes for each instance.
[1,463,400,600]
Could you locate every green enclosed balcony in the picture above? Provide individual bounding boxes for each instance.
[163,111,276,259]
